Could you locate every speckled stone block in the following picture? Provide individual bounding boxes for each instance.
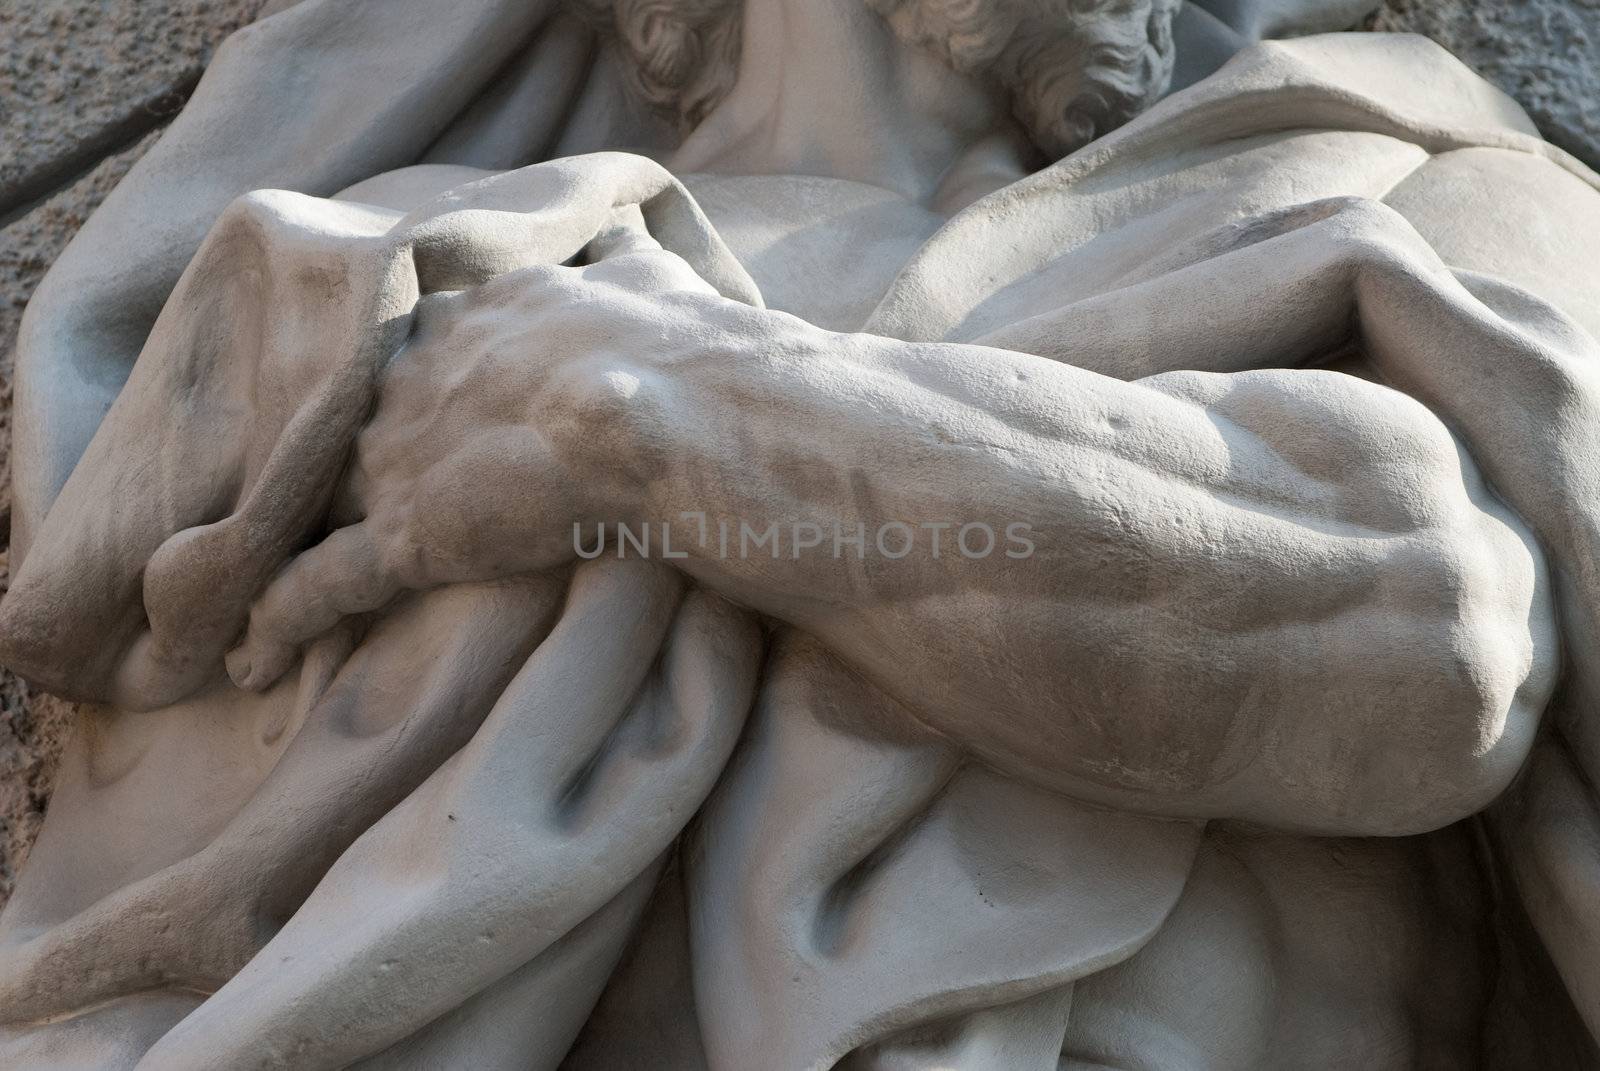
[0,0,267,218]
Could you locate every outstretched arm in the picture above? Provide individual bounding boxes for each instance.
[229,214,1557,835]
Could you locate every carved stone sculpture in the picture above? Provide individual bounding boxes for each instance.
[2,0,1599,1066]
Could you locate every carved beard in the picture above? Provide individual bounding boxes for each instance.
[864,0,1181,157]
[572,0,1179,157]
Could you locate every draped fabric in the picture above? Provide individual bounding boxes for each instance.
[3,6,1600,1068]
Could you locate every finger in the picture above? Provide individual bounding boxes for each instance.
[227,521,400,692]
[582,247,717,297]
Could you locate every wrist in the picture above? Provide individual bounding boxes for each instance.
[543,356,667,534]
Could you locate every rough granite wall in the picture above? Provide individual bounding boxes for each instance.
[0,0,1598,907]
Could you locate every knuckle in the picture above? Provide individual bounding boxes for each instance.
[391,491,456,583]
[473,262,567,310]
[586,249,698,291]
[549,362,637,419]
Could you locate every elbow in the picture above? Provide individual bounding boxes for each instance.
[1258,499,1558,838]
[1353,518,1558,836]
[1447,600,1558,811]
[1391,630,1552,835]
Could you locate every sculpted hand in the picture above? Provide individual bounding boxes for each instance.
[227,238,727,690]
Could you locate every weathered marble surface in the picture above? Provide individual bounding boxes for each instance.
[2,1,1600,1067]
[4,0,1596,915]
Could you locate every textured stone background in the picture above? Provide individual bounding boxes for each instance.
[0,0,1598,906]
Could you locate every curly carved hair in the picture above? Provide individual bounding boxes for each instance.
[567,0,1180,158]
[564,0,743,130]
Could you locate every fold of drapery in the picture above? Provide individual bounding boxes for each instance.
[867,33,1556,345]
[8,0,623,562]
[0,154,767,1069]
[134,560,763,1070]
[0,152,758,713]
[687,634,1201,1071]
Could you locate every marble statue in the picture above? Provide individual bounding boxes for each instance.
[2,0,1599,1065]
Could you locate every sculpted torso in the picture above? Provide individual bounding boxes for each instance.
[2,0,1599,1067]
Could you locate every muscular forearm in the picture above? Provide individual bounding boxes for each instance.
[209,228,1561,835]
[628,305,1556,831]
